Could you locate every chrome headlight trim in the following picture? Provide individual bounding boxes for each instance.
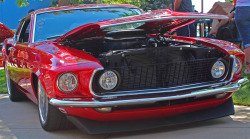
[57,72,78,93]
[234,57,243,75]
[211,60,226,79]
[98,70,119,91]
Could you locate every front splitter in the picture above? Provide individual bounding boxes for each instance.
[67,97,234,134]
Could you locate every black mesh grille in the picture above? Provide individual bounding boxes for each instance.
[95,58,220,93]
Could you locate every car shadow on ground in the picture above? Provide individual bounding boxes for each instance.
[107,118,229,138]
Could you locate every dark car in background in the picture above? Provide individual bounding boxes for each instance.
[0,23,13,67]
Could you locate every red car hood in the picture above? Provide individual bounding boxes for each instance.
[56,9,227,43]
[0,23,14,43]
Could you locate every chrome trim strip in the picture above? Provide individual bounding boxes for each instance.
[97,81,226,98]
[229,55,235,82]
[100,16,228,29]
[32,14,37,43]
[16,20,26,42]
[104,36,146,41]
[89,68,104,97]
[89,71,226,98]
[50,78,248,108]
[218,55,235,82]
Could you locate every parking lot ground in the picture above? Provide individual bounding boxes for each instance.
[0,94,250,139]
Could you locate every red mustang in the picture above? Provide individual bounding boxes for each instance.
[2,4,248,134]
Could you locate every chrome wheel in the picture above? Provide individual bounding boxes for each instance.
[37,80,72,130]
[38,81,48,125]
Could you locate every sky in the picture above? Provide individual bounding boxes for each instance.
[192,0,226,13]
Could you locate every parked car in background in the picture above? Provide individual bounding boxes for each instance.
[0,23,13,67]
[1,4,248,134]
[0,43,3,67]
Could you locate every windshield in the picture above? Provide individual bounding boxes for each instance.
[34,7,143,42]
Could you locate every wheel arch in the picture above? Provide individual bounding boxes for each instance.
[31,72,39,100]
[30,69,55,102]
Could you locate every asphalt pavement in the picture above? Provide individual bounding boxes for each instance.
[0,94,250,139]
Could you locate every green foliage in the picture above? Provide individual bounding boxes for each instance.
[233,65,250,105]
[141,0,171,11]
[70,0,95,5]
[0,0,43,7]
[0,69,7,94]
[225,0,234,3]
[15,0,29,7]
[50,0,58,7]
[0,0,29,7]
[50,0,98,7]
[100,0,171,11]
[101,0,145,8]
[0,0,171,10]
[0,66,31,94]
[49,0,171,11]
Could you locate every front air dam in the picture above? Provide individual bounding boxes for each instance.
[67,97,234,134]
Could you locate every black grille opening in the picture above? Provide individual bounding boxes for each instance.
[93,58,228,93]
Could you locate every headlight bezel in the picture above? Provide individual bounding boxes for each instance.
[97,70,120,92]
[57,72,78,93]
[234,57,243,75]
[211,59,228,80]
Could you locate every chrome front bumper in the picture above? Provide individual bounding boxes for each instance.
[49,78,248,108]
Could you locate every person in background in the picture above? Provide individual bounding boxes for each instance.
[171,0,196,37]
[208,12,233,37]
[208,2,234,38]
[234,0,250,74]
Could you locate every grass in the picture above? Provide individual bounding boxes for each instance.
[232,65,250,106]
[0,69,7,93]
[0,67,249,105]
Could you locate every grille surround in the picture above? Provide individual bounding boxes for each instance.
[93,58,229,94]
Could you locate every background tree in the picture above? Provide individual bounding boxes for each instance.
[1,0,171,11]
[58,0,70,6]
[1,0,31,7]
[141,0,171,11]
[225,0,233,3]
[57,0,172,11]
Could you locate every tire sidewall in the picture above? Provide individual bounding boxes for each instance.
[38,80,50,128]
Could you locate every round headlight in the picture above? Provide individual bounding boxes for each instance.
[98,70,119,91]
[57,72,78,93]
[211,61,226,79]
[234,57,243,74]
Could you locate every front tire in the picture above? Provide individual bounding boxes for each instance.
[38,80,72,131]
[5,65,26,101]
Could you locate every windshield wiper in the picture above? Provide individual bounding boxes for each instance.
[47,35,63,40]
